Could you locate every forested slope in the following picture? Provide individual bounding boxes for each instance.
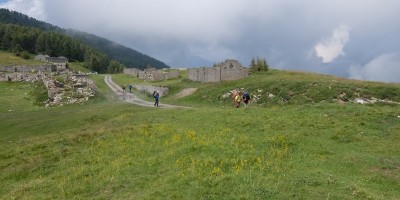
[0,9,168,70]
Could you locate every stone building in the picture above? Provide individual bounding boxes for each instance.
[34,54,69,70]
[188,59,248,83]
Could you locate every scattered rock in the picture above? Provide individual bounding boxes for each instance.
[355,98,367,104]
[175,88,198,98]
[268,93,275,99]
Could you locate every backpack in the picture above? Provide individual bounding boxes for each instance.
[244,93,250,100]
[153,92,159,98]
[235,94,242,102]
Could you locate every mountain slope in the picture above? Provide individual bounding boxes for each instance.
[65,29,169,69]
[0,8,168,69]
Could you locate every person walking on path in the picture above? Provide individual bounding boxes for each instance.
[122,85,126,93]
[153,91,160,107]
[128,84,132,93]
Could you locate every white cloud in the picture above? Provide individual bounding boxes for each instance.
[0,0,45,20]
[314,25,350,63]
[349,53,400,82]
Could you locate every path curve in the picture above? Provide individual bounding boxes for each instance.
[104,75,190,109]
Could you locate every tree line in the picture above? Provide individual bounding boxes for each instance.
[66,30,169,69]
[0,8,169,71]
[0,23,123,73]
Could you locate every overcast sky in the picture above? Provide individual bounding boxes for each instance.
[1,0,400,82]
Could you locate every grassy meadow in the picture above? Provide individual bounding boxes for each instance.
[1,65,400,199]
[0,51,44,65]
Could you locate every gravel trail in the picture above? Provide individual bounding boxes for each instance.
[104,75,190,109]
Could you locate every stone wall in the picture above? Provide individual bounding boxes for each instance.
[132,84,169,97]
[0,65,57,73]
[124,68,140,77]
[188,59,248,83]
[149,70,165,81]
[0,65,59,82]
[124,68,180,81]
[188,69,198,82]
[0,72,44,82]
[164,70,180,80]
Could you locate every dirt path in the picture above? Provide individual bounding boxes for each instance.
[104,75,190,109]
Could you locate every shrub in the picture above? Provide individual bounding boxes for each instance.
[249,57,270,72]
[21,51,31,60]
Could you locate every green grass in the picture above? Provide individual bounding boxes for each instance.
[0,51,89,74]
[68,62,90,73]
[1,70,400,199]
[0,51,44,65]
[115,69,400,107]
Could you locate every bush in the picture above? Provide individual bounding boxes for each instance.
[21,51,31,60]
[249,57,270,72]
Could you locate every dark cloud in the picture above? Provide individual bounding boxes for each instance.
[2,0,400,82]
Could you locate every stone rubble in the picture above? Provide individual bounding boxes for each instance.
[43,72,96,107]
[1,66,96,107]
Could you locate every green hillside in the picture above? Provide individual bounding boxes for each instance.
[0,51,88,73]
[65,29,169,69]
[0,8,169,69]
[0,51,43,65]
[1,66,400,199]
[111,69,400,107]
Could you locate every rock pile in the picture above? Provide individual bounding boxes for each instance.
[43,73,96,107]
[1,66,96,107]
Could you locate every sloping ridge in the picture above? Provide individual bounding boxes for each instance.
[0,8,168,69]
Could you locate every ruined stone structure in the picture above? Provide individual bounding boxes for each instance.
[124,68,140,77]
[35,54,69,70]
[188,59,248,83]
[1,65,95,107]
[124,68,180,81]
[1,65,57,73]
[132,85,169,97]
[0,65,57,81]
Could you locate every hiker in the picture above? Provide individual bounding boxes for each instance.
[153,91,159,107]
[128,84,132,93]
[122,85,126,93]
[233,90,242,108]
[242,92,251,107]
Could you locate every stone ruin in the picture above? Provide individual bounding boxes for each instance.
[131,85,169,97]
[42,72,96,107]
[0,65,96,107]
[124,68,180,81]
[188,59,248,83]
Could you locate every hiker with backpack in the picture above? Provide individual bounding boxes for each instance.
[128,84,132,93]
[233,90,242,108]
[122,85,126,93]
[242,92,251,107]
[153,91,160,107]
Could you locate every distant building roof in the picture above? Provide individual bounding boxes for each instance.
[35,54,68,63]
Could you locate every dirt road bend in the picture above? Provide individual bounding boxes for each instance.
[104,75,190,108]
